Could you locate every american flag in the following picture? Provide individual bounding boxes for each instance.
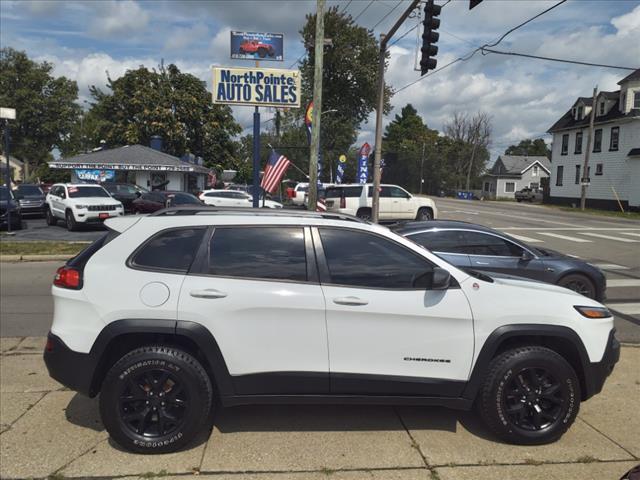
[261,150,291,193]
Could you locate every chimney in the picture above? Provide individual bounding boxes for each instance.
[150,135,163,152]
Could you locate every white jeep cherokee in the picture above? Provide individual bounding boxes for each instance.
[44,207,619,453]
[325,184,437,221]
[45,183,124,231]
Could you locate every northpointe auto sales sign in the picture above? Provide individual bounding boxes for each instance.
[212,67,301,108]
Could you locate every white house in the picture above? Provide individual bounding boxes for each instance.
[548,68,640,210]
[481,155,550,199]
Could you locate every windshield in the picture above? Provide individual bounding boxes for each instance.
[17,185,43,196]
[68,186,111,198]
[168,193,200,205]
[0,187,13,201]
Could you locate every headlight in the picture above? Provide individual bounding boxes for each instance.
[75,204,87,209]
[574,306,612,319]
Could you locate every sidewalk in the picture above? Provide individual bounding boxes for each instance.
[1,337,638,480]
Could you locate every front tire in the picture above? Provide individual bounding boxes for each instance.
[479,346,580,445]
[557,273,596,299]
[416,207,433,221]
[258,47,267,58]
[356,208,372,221]
[65,210,78,231]
[99,346,213,454]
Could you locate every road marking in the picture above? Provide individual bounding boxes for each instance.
[538,232,592,242]
[607,303,640,315]
[581,232,640,243]
[620,232,640,238]
[594,263,630,270]
[509,234,544,243]
[607,279,640,288]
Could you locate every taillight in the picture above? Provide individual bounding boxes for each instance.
[292,191,297,198]
[340,195,346,209]
[54,266,82,289]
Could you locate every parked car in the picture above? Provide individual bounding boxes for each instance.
[290,182,309,206]
[0,186,22,230]
[515,187,543,202]
[239,39,275,58]
[325,184,437,221]
[199,189,283,208]
[14,184,46,217]
[45,183,124,231]
[393,220,606,300]
[44,207,618,453]
[102,183,146,212]
[131,191,202,213]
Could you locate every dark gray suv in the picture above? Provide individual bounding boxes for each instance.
[393,220,606,301]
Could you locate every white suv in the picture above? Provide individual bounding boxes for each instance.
[199,189,283,208]
[325,184,437,221]
[46,183,124,231]
[44,206,618,453]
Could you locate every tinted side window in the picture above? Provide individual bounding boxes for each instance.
[390,187,409,198]
[209,227,307,282]
[463,232,523,257]
[132,228,205,272]
[319,228,432,289]
[409,230,468,254]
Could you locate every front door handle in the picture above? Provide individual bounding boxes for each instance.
[190,289,227,299]
[333,296,368,306]
[474,261,490,265]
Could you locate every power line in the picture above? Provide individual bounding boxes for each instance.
[481,48,638,71]
[353,0,375,22]
[394,0,567,93]
[389,23,418,47]
[340,0,353,14]
[372,0,404,29]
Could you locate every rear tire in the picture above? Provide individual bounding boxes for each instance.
[356,208,372,221]
[99,345,213,454]
[557,273,596,299]
[416,207,433,221]
[46,207,57,226]
[65,210,78,231]
[478,346,580,445]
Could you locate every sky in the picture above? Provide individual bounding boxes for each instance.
[1,0,639,162]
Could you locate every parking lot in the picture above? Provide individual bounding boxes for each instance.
[1,198,639,479]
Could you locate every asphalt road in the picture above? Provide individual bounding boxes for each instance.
[1,217,107,242]
[0,199,638,342]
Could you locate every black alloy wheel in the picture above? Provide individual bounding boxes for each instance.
[558,274,596,299]
[502,367,564,432]
[416,208,433,221]
[119,369,188,438]
[356,208,372,221]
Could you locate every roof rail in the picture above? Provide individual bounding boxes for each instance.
[148,205,367,223]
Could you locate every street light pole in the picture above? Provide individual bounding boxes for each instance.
[1,107,16,234]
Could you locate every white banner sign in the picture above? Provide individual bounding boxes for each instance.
[212,67,301,108]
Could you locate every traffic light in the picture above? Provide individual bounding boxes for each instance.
[420,0,441,75]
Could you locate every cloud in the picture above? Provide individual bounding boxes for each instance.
[90,0,149,37]
[164,23,209,51]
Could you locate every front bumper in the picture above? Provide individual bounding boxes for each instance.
[44,332,97,397]
[74,209,124,223]
[582,328,620,400]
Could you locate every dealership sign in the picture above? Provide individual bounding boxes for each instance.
[75,169,115,182]
[212,67,300,108]
[230,31,283,62]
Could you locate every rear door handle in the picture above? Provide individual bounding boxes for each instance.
[333,296,368,306]
[190,289,227,299]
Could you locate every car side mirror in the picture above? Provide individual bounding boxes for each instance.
[135,191,142,198]
[521,250,534,261]
[413,267,451,290]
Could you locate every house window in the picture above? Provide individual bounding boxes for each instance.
[575,131,583,154]
[575,165,581,185]
[578,106,583,119]
[483,182,490,192]
[634,91,640,109]
[530,182,539,189]
[505,182,515,193]
[556,166,564,186]
[561,134,569,155]
[596,163,603,176]
[599,102,605,115]
[593,129,602,152]
[532,165,539,177]
[609,127,619,151]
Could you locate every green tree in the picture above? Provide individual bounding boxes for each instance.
[84,63,241,168]
[299,5,393,170]
[505,138,550,157]
[0,48,80,168]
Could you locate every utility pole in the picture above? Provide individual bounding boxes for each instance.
[581,86,597,211]
[307,0,325,211]
[372,0,420,222]
[1,107,16,234]
[420,141,426,194]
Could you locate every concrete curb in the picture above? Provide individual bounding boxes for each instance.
[0,254,73,262]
